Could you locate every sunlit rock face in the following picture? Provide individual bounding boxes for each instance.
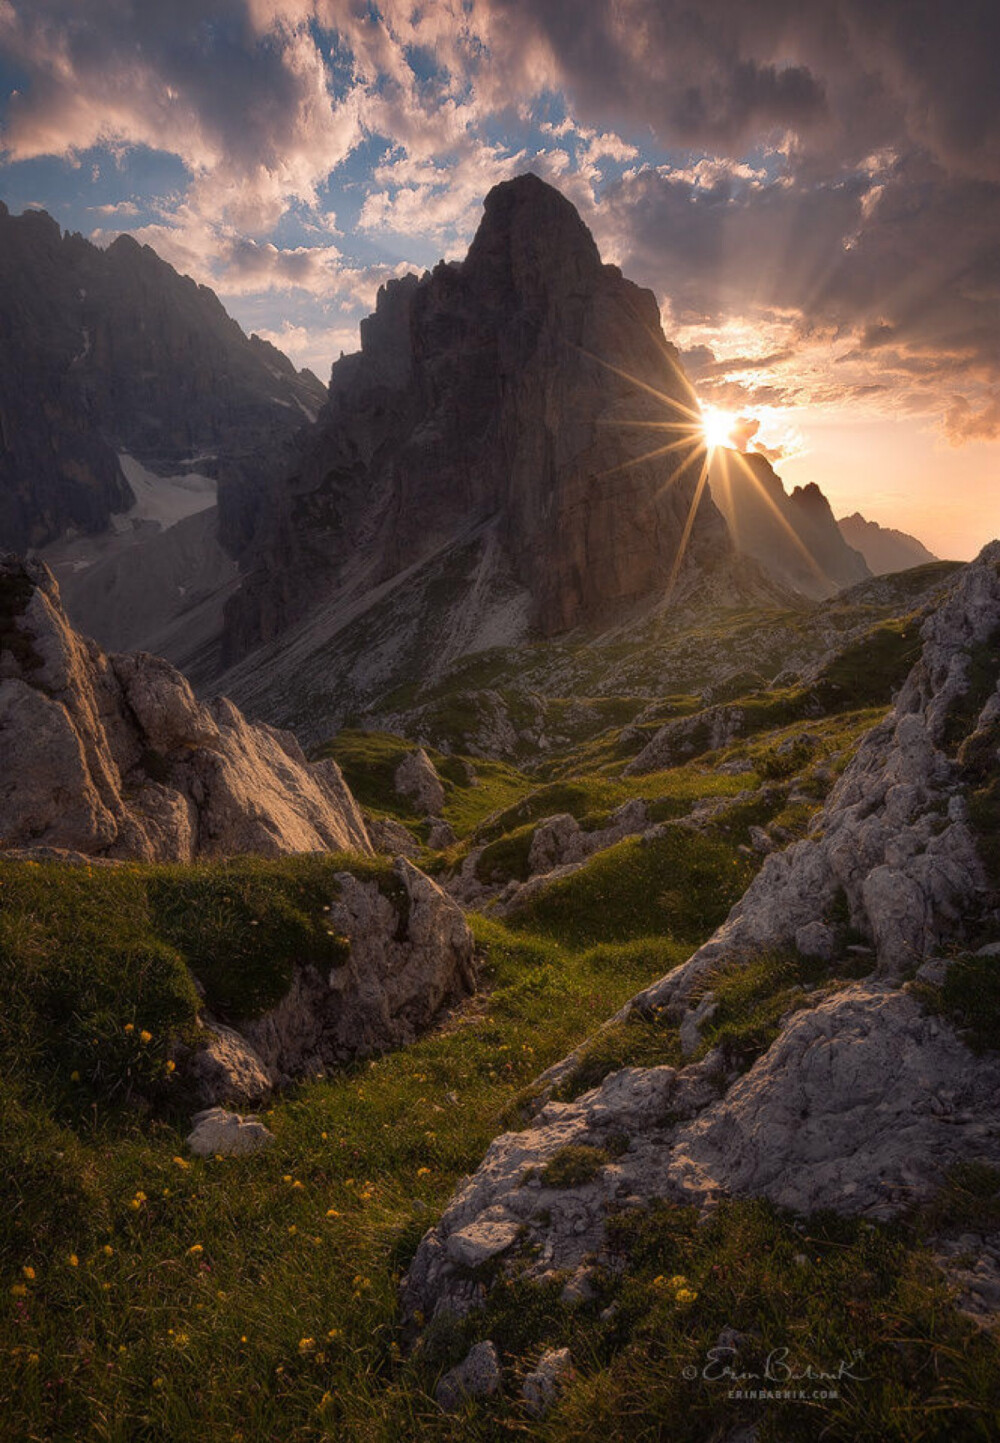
[0,553,370,861]
[0,202,325,554]
[709,448,870,599]
[224,173,730,660]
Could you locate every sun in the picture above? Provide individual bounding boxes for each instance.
[700,406,737,452]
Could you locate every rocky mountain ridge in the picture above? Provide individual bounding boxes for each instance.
[709,447,871,598]
[839,510,939,575]
[0,201,324,554]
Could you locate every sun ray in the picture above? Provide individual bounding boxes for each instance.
[592,432,706,482]
[574,344,705,426]
[721,448,835,590]
[664,453,712,601]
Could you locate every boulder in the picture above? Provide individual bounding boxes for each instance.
[435,1341,502,1411]
[0,554,371,860]
[394,748,446,815]
[522,1347,573,1417]
[186,1108,275,1157]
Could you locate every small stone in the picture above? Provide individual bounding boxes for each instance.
[186,1108,274,1157]
[560,1266,596,1305]
[915,957,951,987]
[522,1347,573,1417]
[426,816,457,849]
[445,1221,521,1269]
[435,1341,502,1411]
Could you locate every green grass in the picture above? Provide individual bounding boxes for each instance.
[0,896,689,1442]
[0,854,400,1125]
[316,728,529,838]
[915,954,1000,1055]
[506,830,754,949]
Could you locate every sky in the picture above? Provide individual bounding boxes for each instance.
[0,0,997,559]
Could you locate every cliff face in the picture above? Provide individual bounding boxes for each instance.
[710,448,871,599]
[0,202,325,553]
[225,173,728,660]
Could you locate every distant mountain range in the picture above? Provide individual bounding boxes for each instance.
[0,179,944,722]
[837,511,938,575]
[0,200,323,554]
[708,448,871,599]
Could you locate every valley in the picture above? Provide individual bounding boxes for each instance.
[1,169,996,1443]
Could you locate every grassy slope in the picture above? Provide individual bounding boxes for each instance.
[5,566,1000,1441]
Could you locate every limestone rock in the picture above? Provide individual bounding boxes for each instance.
[522,1348,573,1417]
[394,749,446,815]
[624,704,746,776]
[426,817,456,850]
[239,858,476,1083]
[365,814,421,857]
[185,1021,272,1108]
[0,554,371,860]
[186,1108,275,1157]
[435,1341,502,1411]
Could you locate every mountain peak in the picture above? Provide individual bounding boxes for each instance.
[465,171,602,286]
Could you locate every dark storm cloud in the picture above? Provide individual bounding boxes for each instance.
[486,0,1000,181]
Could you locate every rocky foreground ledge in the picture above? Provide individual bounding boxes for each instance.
[0,553,370,859]
[403,542,1000,1324]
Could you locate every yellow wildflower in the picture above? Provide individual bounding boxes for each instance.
[70,1071,80,1082]
[327,1328,340,1340]
[668,1275,687,1289]
[298,1337,315,1354]
[292,1180,304,1190]
[288,1225,298,1235]
[282,1175,292,1183]
[676,1288,698,1304]
[139,1030,152,1044]
[152,1377,164,1389]
[67,1254,79,1268]
[172,1156,190,1169]
[10,1284,27,1298]
[124,1023,135,1034]
[27,1353,39,1366]
[165,1060,176,1073]
[103,1245,114,1257]
[325,1208,340,1218]
[416,1167,431,1177]
[22,1266,35,1281]
[188,1244,203,1257]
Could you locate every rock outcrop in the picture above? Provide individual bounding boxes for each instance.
[0,202,324,554]
[0,553,370,860]
[838,511,939,576]
[710,448,870,599]
[185,858,476,1102]
[402,543,1000,1324]
[223,173,730,667]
